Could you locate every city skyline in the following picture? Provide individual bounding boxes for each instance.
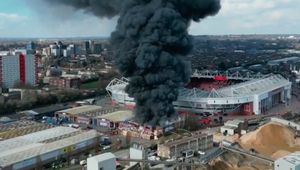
[0,0,299,38]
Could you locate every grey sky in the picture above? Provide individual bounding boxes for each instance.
[0,0,299,37]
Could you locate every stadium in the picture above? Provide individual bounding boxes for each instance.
[106,70,292,116]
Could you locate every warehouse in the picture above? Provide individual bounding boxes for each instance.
[0,127,99,170]
[23,104,70,120]
[55,105,102,125]
[93,110,135,131]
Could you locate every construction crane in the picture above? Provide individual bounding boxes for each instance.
[222,146,274,164]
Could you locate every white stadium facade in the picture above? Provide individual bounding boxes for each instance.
[106,70,292,115]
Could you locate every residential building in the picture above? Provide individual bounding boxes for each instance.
[0,53,38,88]
[48,77,81,89]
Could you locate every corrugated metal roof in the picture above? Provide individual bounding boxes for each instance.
[98,110,135,122]
[0,127,98,167]
[57,105,102,115]
[88,152,115,162]
[277,152,300,166]
[0,127,78,153]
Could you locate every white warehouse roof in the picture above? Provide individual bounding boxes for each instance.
[0,127,98,168]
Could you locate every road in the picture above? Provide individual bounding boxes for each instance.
[199,147,225,164]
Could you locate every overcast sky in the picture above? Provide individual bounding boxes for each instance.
[0,0,299,38]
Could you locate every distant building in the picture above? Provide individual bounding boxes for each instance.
[42,47,51,56]
[50,46,60,57]
[93,43,103,54]
[48,77,81,89]
[89,40,94,54]
[26,41,36,54]
[0,53,38,88]
[63,44,77,57]
[23,104,70,120]
[87,153,116,170]
[50,42,66,57]
[220,119,248,136]
[268,57,300,66]
[275,152,300,170]
[84,41,91,54]
[157,131,213,158]
[0,117,15,124]
[3,90,22,101]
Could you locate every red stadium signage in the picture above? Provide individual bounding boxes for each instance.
[214,75,228,81]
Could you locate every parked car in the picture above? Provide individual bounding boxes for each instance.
[102,145,111,150]
[80,160,87,166]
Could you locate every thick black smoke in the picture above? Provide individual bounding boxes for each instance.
[44,0,122,18]
[43,0,221,125]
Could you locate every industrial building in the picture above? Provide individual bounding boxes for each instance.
[23,104,70,120]
[93,110,135,131]
[0,127,99,170]
[87,153,116,170]
[157,131,213,159]
[275,152,300,170]
[106,70,292,115]
[220,119,248,136]
[0,51,38,88]
[93,110,171,139]
[55,105,102,125]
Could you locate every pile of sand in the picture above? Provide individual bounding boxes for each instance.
[207,161,260,170]
[240,122,300,156]
[205,152,272,170]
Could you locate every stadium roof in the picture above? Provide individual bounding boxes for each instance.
[106,74,291,100]
[0,127,98,168]
[57,105,102,115]
[218,74,291,97]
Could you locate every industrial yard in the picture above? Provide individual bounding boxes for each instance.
[240,122,300,157]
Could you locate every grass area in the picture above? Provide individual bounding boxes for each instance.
[81,81,98,89]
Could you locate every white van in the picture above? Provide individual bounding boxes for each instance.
[182,150,194,158]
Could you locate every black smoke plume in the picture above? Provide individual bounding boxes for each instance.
[42,0,221,125]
